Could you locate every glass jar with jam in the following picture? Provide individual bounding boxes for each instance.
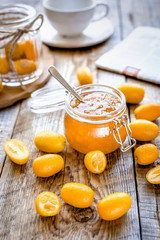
[30,84,136,154]
[0,4,43,86]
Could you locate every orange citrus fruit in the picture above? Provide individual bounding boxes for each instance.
[117,83,145,104]
[84,150,106,174]
[32,154,64,177]
[134,144,159,165]
[34,130,66,153]
[3,139,30,165]
[129,119,159,141]
[76,66,93,85]
[35,191,61,216]
[0,57,10,74]
[97,192,132,220]
[135,102,160,121]
[61,182,94,208]
[146,165,160,184]
[0,80,3,93]
[14,59,37,75]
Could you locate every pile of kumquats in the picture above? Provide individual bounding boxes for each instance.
[0,39,37,76]
[2,66,160,221]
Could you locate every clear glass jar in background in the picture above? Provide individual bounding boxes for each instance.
[29,84,136,154]
[0,4,43,86]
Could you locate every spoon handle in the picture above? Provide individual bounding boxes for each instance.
[48,65,84,103]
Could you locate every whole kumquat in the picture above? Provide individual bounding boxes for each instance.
[134,144,159,165]
[14,59,37,75]
[134,102,160,121]
[5,42,25,60]
[34,130,66,153]
[129,119,159,141]
[32,154,64,177]
[76,66,93,85]
[0,80,3,93]
[24,39,38,61]
[117,83,145,104]
[0,57,10,74]
[61,182,94,208]
[97,192,132,220]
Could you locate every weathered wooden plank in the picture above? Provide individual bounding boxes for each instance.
[119,0,160,239]
[0,0,42,175]
[94,70,140,240]
[0,104,20,174]
[0,51,73,240]
[128,79,160,240]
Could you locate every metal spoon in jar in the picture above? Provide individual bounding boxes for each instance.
[48,65,85,103]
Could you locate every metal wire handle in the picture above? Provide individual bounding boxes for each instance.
[112,114,136,152]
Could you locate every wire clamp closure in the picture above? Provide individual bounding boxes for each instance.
[113,114,136,152]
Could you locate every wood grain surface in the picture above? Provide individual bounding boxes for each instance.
[0,0,160,239]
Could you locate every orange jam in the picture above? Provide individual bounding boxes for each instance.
[70,92,121,115]
[64,85,127,154]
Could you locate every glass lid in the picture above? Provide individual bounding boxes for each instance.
[28,87,66,113]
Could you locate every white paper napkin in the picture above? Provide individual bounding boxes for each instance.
[96,27,160,85]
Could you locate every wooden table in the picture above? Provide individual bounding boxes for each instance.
[0,0,160,239]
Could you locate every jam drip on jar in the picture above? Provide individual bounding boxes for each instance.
[70,91,121,115]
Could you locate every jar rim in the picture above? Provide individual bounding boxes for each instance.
[0,4,36,27]
[65,84,126,124]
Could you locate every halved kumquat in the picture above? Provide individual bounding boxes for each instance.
[146,165,160,184]
[3,139,30,165]
[35,191,61,217]
[84,150,106,174]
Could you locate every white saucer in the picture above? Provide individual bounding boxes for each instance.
[40,16,114,49]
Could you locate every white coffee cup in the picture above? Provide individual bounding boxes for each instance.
[43,0,109,37]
